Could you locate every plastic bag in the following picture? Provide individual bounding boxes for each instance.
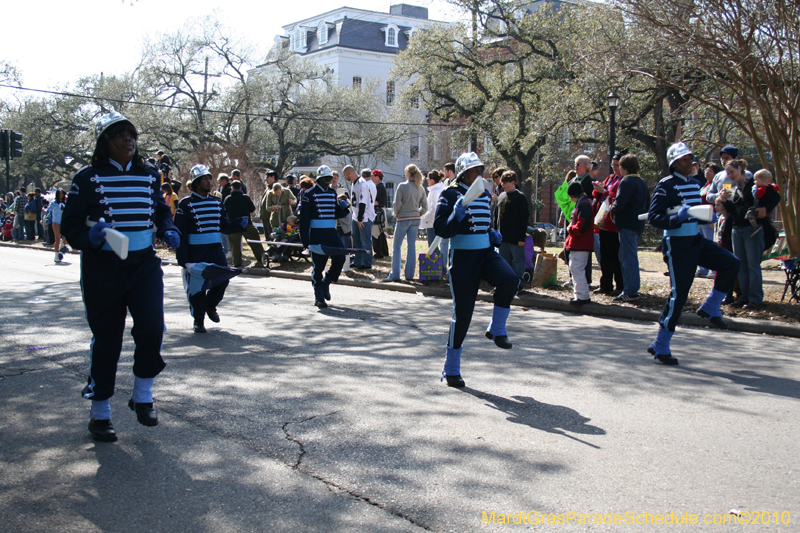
[594,197,610,230]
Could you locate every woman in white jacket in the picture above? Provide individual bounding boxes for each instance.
[419,169,448,263]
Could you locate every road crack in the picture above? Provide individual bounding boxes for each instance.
[282,411,434,531]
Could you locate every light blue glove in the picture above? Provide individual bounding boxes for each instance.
[677,204,691,222]
[163,230,180,249]
[308,244,324,255]
[338,199,348,210]
[453,197,467,223]
[489,230,502,247]
[88,221,111,248]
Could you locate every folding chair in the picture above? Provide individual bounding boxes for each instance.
[780,258,800,303]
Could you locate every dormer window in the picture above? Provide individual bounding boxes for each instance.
[294,26,307,51]
[383,24,400,47]
[318,21,329,45]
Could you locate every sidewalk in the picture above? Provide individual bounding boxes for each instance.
[3,239,798,339]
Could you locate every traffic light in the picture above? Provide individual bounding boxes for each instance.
[0,130,7,161]
[9,131,22,159]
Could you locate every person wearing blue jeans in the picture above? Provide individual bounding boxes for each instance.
[617,229,641,296]
[609,153,649,302]
[384,164,428,281]
[389,219,420,280]
[344,165,376,269]
[732,227,764,304]
[351,218,373,268]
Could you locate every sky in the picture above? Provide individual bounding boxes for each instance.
[3,0,459,96]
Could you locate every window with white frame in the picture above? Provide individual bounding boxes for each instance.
[353,76,362,89]
[386,81,395,106]
[295,27,307,50]
[318,22,328,45]
[410,134,420,159]
[385,24,399,47]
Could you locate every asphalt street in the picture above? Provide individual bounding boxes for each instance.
[1,246,798,532]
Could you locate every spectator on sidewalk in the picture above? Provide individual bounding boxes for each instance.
[592,153,624,295]
[697,162,722,278]
[371,169,389,259]
[13,187,26,241]
[722,162,780,310]
[420,169,448,261]
[224,180,265,268]
[344,165,376,270]
[496,170,530,284]
[263,183,297,232]
[24,193,38,241]
[384,164,428,281]
[610,153,649,302]
[565,182,594,305]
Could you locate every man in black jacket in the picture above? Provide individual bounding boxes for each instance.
[497,170,530,283]
[223,180,264,268]
[610,153,649,302]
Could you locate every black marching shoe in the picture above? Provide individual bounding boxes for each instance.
[88,419,118,442]
[485,331,512,349]
[696,309,729,330]
[129,399,158,426]
[193,320,206,333]
[206,308,220,323]
[648,346,679,365]
[444,375,466,388]
[323,284,331,301]
[314,299,328,308]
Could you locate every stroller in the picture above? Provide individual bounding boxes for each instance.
[1,213,13,242]
[262,221,308,267]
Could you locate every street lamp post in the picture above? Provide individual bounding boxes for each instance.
[607,92,619,175]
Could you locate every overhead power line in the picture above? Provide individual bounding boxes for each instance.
[0,83,459,129]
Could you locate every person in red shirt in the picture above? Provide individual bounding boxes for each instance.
[566,182,595,304]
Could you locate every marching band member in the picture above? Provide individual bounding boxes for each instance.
[433,152,518,387]
[647,142,740,365]
[174,164,247,333]
[61,112,180,442]
[299,165,350,308]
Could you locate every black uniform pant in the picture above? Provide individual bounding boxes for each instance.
[448,247,518,349]
[660,234,740,331]
[599,230,623,292]
[185,243,229,322]
[81,249,166,401]
[310,227,346,301]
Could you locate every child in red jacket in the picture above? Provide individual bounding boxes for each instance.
[566,182,595,304]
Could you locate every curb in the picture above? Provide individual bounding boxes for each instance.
[6,241,799,339]
[232,264,800,339]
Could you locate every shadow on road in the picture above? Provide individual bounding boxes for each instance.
[461,388,605,449]
[677,367,800,400]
